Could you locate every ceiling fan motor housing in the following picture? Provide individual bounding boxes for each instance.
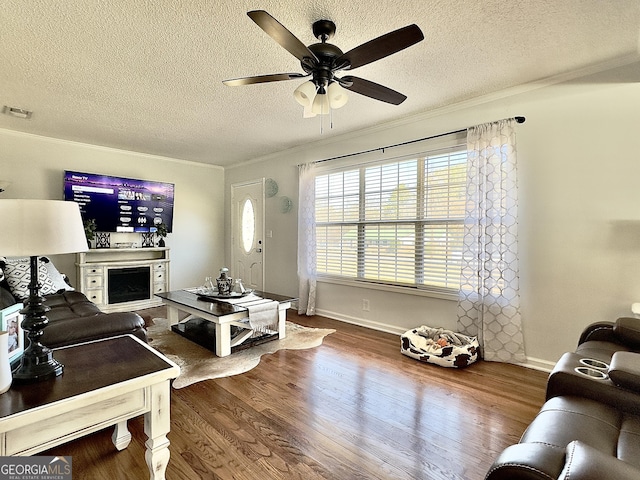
[305,42,345,88]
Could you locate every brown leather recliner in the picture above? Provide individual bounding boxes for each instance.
[574,316,640,361]
[545,317,640,412]
[485,394,640,479]
[485,317,640,480]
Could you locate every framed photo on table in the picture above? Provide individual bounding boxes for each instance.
[0,303,24,366]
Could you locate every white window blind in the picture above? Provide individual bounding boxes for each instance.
[315,146,466,292]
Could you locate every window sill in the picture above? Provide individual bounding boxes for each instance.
[316,276,459,301]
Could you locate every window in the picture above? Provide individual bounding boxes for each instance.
[315,145,467,292]
[241,198,255,253]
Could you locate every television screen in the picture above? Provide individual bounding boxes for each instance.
[64,170,174,233]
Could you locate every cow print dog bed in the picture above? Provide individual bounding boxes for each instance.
[401,326,479,368]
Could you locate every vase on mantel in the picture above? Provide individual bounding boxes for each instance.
[0,331,12,394]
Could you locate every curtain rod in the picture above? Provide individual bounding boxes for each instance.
[309,116,526,166]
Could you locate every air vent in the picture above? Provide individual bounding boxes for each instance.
[2,106,32,119]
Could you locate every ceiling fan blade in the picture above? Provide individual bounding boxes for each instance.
[223,72,307,87]
[340,76,407,105]
[337,24,424,70]
[247,10,319,63]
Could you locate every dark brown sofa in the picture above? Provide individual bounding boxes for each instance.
[0,277,147,350]
[37,290,147,348]
[485,317,640,480]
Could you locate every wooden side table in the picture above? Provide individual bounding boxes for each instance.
[0,335,180,480]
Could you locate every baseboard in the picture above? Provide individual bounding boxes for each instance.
[519,357,554,373]
[314,308,556,372]
[315,308,408,336]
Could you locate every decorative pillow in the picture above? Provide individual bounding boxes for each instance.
[0,257,9,293]
[0,287,15,309]
[40,256,74,292]
[3,258,58,300]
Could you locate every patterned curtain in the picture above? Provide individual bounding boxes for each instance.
[456,119,526,363]
[297,162,317,315]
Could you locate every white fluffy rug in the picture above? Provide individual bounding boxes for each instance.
[147,317,335,388]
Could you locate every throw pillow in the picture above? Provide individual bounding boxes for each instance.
[0,287,15,310]
[0,256,5,283]
[3,258,58,300]
[40,256,74,292]
[0,257,9,293]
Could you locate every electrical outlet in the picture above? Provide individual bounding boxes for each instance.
[362,299,370,311]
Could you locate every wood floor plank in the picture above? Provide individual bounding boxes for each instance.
[42,309,547,479]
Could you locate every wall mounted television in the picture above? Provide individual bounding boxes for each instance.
[64,170,174,233]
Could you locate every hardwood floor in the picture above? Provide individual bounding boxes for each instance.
[44,310,548,480]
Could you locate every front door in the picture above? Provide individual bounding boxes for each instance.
[231,180,264,291]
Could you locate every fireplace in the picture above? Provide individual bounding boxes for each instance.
[108,266,151,304]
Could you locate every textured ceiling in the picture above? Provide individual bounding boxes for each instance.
[1,0,639,167]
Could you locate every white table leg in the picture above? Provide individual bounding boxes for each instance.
[278,306,287,340]
[144,382,172,480]
[216,323,231,357]
[111,420,132,451]
[166,305,179,331]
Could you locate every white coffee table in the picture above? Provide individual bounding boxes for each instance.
[156,290,294,357]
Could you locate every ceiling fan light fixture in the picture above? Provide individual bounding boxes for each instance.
[293,81,317,107]
[311,91,330,115]
[328,82,348,109]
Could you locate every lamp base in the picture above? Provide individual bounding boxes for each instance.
[11,256,65,383]
[12,349,64,383]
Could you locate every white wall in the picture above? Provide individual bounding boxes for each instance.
[225,63,640,367]
[0,130,225,290]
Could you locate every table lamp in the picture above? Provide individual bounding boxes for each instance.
[0,199,88,382]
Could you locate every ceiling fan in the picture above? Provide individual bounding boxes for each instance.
[222,10,424,117]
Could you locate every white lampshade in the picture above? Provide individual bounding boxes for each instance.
[311,91,330,115]
[328,82,349,109]
[293,81,317,107]
[0,199,89,256]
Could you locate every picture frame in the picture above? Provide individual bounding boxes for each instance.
[0,303,24,366]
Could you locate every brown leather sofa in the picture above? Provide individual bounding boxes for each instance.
[485,317,640,480]
[0,282,147,350]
